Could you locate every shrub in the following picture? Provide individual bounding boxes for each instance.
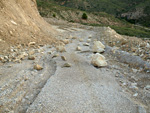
[53,13,56,18]
[82,13,88,20]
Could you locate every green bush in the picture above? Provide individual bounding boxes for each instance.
[82,13,88,20]
[53,13,56,18]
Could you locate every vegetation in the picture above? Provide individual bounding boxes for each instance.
[82,13,88,20]
[36,0,150,38]
[50,0,150,27]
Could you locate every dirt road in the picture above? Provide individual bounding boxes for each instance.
[0,24,150,113]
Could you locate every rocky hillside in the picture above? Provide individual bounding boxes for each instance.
[36,0,150,39]
[0,0,57,55]
[48,0,150,27]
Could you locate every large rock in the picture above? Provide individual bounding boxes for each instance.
[91,53,107,67]
[92,41,105,53]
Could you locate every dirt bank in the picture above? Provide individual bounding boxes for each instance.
[0,0,57,55]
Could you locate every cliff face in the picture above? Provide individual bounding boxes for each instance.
[0,0,56,54]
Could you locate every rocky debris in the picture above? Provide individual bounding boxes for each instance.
[34,64,43,70]
[62,63,71,67]
[62,39,69,44]
[79,39,83,42]
[56,45,66,52]
[130,83,138,90]
[28,55,35,60]
[61,56,67,61]
[28,42,36,46]
[52,53,59,58]
[87,39,91,43]
[91,53,107,67]
[144,85,150,90]
[92,41,105,53]
[83,43,90,46]
[76,46,81,51]
[18,52,28,60]
[88,35,92,38]
[133,93,138,97]
[72,37,77,39]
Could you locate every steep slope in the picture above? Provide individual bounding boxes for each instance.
[0,0,57,54]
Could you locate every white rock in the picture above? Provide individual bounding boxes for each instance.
[91,53,107,67]
[11,20,17,25]
[133,93,138,97]
[144,85,150,90]
[29,42,36,45]
[83,43,90,46]
[79,39,83,42]
[92,41,105,53]
[76,46,81,51]
[87,39,91,43]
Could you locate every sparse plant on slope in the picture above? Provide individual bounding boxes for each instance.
[82,13,88,20]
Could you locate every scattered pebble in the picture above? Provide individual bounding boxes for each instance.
[76,46,81,51]
[34,64,43,70]
[83,43,90,46]
[62,63,71,67]
[133,93,138,97]
[28,55,35,60]
[61,56,67,61]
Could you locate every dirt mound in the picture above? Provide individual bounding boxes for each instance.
[0,0,57,55]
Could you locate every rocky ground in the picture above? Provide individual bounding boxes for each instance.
[0,20,150,113]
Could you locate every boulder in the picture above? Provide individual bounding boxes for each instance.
[92,41,105,53]
[91,53,107,67]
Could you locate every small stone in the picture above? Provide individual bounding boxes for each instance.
[72,37,77,39]
[76,46,81,51]
[63,39,69,44]
[61,56,67,61]
[56,45,66,52]
[28,50,35,55]
[34,64,43,70]
[62,63,71,67]
[87,39,91,43]
[83,43,90,46]
[28,55,35,60]
[115,74,119,77]
[79,39,83,42]
[4,56,8,60]
[144,85,150,90]
[28,42,36,46]
[133,93,138,97]
[91,53,107,67]
[52,53,59,58]
[0,57,3,61]
[132,69,138,73]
